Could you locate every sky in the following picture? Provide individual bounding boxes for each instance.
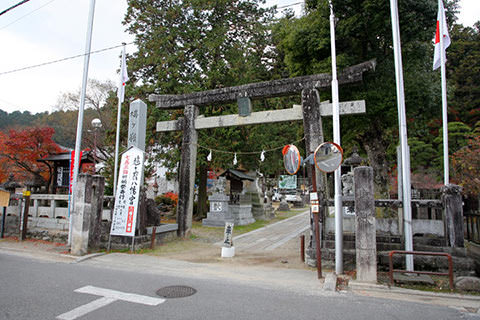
[0,0,478,115]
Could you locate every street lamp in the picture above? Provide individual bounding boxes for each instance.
[91,118,102,174]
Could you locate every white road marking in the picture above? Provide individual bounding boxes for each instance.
[56,286,165,320]
[57,297,116,320]
[75,285,165,305]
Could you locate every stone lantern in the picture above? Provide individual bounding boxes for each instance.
[342,147,364,174]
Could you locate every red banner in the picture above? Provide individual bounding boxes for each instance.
[69,150,83,193]
[126,206,135,233]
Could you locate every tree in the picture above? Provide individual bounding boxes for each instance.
[0,127,63,189]
[447,22,480,128]
[408,137,436,172]
[272,0,460,195]
[0,109,47,131]
[451,134,480,196]
[34,79,119,194]
[124,0,298,216]
[433,121,471,155]
[42,79,117,153]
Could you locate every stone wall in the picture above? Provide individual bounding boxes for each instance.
[325,216,444,237]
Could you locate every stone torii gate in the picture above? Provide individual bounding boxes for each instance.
[149,60,375,238]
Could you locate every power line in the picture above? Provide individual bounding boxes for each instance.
[0,97,23,109]
[0,0,58,31]
[0,0,32,17]
[277,1,303,10]
[0,42,134,76]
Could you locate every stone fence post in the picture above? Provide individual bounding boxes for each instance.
[88,175,105,249]
[441,184,464,248]
[71,174,93,256]
[354,166,377,283]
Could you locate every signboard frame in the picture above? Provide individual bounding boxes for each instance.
[278,175,297,190]
[110,147,145,239]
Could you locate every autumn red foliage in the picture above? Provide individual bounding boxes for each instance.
[163,192,179,206]
[0,127,63,187]
[451,135,480,196]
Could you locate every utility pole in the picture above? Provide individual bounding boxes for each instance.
[70,0,96,245]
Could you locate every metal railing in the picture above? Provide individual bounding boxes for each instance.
[388,250,454,290]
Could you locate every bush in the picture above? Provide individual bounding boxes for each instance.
[164,192,178,206]
[155,192,179,206]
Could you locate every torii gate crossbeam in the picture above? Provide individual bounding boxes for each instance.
[149,60,375,267]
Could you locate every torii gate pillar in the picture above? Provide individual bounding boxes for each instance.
[177,105,199,237]
[151,60,376,240]
[301,88,326,267]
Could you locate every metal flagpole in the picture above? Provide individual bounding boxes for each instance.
[328,0,343,275]
[69,0,97,246]
[439,0,449,185]
[390,0,414,271]
[113,43,127,196]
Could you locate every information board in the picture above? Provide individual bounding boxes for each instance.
[110,147,145,237]
[278,175,297,189]
[0,190,9,207]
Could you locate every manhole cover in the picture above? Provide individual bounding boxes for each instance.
[156,286,197,298]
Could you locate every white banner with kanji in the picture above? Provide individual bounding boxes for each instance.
[110,147,144,237]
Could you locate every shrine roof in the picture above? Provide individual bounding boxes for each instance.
[219,169,255,181]
[37,150,94,163]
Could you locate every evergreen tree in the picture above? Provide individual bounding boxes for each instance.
[448,22,480,128]
[123,0,302,216]
[122,2,302,169]
[272,0,459,194]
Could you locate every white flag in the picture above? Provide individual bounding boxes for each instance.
[433,0,451,70]
[117,46,129,102]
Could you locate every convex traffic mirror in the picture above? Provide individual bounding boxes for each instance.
[282,144,301,175]
[314,142,343,173]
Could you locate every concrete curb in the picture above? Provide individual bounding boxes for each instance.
[72,252,107,264]
[0,245,77,262]
[349,281,480,302]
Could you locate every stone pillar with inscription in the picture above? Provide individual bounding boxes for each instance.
[88,175,105,249]
[71,174,93,256]
[202,177,233,227]
[354,166,377,283]
[128,99,147,151]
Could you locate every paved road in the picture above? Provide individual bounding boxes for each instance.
[1,252,477,320]
[219,210,310,252]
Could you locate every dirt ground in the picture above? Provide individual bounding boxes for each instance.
[0,205,316,272]
[148,207,316,272]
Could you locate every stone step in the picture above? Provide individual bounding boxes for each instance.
[319,248,475,273]
[323,233,447,247]
[322,240,404,251]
